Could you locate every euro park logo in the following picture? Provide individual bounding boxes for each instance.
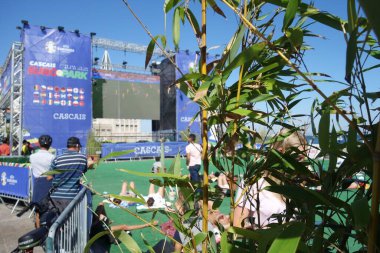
[28,66,88,80]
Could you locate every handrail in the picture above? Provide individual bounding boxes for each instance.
[45,187,88,253]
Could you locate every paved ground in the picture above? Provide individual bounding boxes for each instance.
[0,199,43,253]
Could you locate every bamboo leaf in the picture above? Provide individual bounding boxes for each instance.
[345,30,357,83]
[164,0,180,13]
[84,231,112,253]
[359,0,380,41]
[119,169,189,180]
[100,150,134,162]
[268,222,305,253]
[347,0,357,33]
[118,230,143,253]
[283,0,299,31]
[328,127,337,172]
[351,198,370,229]
[107,193,146,204]
[145,36,159,69]
[224,42,266,75]
[347,125,358,156]
[173,7,181,49]
[318,109,330,153]
[185,8,201,37]
[206,0,226,18]
[285,28,303,48]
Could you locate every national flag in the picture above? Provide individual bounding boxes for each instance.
[40,92,47,97]
[79,95,84,100]
[67,94,73,99]
[54,100,60,105]
[34,85,39,91]
[54,93,60,99]
[61,100,66,106]
[67,100,72,106]
[47,86,53,91]
[54,86,60,92]
[48,93,53,98]
[41,85,47,90]
[61,87,66,93]
[60,94,66,99]
[73,101,79,106]
[79,88,85,94]
[48,99,53,105]
[73,88,79,94]
[33,99,40,104]
[79,101,85,106]
[73,96,79,100]
[41,99,47,105]
[67,87,73,93]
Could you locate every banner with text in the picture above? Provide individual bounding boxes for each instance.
[101,142,188,159]
[22,25,92,150]
[175,51,217,141]
[0,164,30,200]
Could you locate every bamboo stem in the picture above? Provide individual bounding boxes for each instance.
[200,0,209,252]
[368,122,380,253]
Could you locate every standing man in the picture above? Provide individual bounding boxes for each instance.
[0,137,10,156]
[185,134,202,183]
[30,135,54,178]
[50,136,93,212]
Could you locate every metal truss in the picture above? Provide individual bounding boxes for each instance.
[92,37,165,56]
[0,42,24,156]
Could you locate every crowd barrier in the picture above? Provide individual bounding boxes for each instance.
[0,162,31,212]
[101,141,188,160]
[46,187,88,253]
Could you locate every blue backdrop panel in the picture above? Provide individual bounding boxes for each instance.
[175,51,218,141]
[0,164,30,199]
[22,25,92,150]
[101,142,188,159]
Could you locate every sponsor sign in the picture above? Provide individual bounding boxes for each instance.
[22,25,92,150]
[101,142,188,159]
[0,165,29,199]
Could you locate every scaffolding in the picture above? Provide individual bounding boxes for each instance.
[0,42,24,155]
[0,35,168,156]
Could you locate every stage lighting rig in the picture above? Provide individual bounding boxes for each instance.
[90,32,96,38]
[58,26,64,32]
[122,61,128,69]
[94,57,99,65]
[74,29,80,35]
[40,26,46,31]
[16,26,22,30]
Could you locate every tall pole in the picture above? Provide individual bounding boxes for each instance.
[200,0,209,252]
[368,122,380,253]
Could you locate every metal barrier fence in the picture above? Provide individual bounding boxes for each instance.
[46,187,88,253]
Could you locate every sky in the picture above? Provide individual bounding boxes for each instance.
[0,0,378,134]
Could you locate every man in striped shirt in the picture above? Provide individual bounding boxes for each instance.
[50,136,93,212]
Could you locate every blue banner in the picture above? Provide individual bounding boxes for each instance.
[101,142,188,159]
[0,165,30,199]
[175,51,217,141]
[22,25,92,150]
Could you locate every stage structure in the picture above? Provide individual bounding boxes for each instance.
[0,23,93,155]
[159,51,218,141]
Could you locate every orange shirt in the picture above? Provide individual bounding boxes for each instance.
[0,144,10,156]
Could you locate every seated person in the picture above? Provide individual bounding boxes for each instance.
[119,181,136,197]
[145,182,165,208]
[233,129,306,229]
[90,202,158,253]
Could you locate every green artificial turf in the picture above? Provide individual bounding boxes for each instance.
[86,158,231,252]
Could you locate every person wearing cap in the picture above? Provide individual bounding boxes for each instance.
[50,136,94,212]
[29,135,54,178]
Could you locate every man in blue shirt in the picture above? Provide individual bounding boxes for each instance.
[50,136,93,212]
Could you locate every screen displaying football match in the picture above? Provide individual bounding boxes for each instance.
[92,70,160,120]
